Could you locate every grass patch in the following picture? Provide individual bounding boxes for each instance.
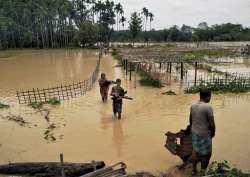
[0,102,10,109]
[28,102,44,109]
[28,98,60,109]
[46,98,61,105]
[162,90,177,95]
[206,161,250,177]
[185,79,250,94]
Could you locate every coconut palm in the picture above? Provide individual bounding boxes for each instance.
[114,3,123,31]
[142,7,149,31]
[120,16,126,30]
[149,12,154,31]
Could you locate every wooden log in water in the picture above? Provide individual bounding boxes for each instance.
[0,161,105,177]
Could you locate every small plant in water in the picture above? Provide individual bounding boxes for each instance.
[0,102,10,109]
[46,98,61,105]
[205,161,250,177]
[28,98,60,109]
[28,102,44,109]
[138,70,163,88]
[161,90,177,95]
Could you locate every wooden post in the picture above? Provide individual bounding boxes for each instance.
[194,62,198,86]
[125,60,128,75]
[16,91,21,104]
[129,62,132,81]
[28,90,31,103]
[60,153,65,177]
[181,62,184,80]
[134,63,137,88]
[123,59,126,69]
[169,62,172,73]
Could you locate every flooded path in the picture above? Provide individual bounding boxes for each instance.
[0,50,250,174]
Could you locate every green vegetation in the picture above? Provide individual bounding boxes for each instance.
[185,79,250,94]
[0,0,126,49]
[138,70,163,88]
[161,90,177,95]
[0,0,155,49]
[46,98,61,105]
[205,161,250,177]
[28,98,61,109]
[129,161,250,177]
[0,102,10,109]
[28,102,44,110]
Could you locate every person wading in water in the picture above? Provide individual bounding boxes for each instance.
[110,79,126,119]
[98,73,114,102]
[190,89,216,176]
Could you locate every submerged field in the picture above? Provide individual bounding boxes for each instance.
[0,49,250,175]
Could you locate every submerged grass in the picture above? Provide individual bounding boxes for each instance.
[28,98,61,109]
[138,70,163,88]
[0,102,10,109]
[183,49,234,61]
[185,79,250,94]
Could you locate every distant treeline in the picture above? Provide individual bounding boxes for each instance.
[111,23,250,42]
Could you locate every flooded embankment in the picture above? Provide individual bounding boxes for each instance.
[0,49,250,175]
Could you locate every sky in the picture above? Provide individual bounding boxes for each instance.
[113,0,250,29]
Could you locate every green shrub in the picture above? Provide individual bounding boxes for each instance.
[206,161,250,177]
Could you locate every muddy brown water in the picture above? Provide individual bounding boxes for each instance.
[0,50,250,175]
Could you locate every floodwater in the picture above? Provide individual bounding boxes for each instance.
[0,50,250,175]
[0,49,98,96]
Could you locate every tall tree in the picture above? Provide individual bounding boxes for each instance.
[120,16,126,30]
[148,12,154,31]
[114,3,123,31]
[142,7,149,31]
[129,12,142,45]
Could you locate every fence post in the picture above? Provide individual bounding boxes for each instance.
[181,62,184,80]
[125,60,128,75]
[194,62,198,86]
[129,62,132,81]
[134,63,137,88]
[60,153,65,177]
[169,62,172,74]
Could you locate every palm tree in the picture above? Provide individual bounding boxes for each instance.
[149,12,154,31]
[142,7,149,31]
[120,16,126,30]
[114,3,123,31]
